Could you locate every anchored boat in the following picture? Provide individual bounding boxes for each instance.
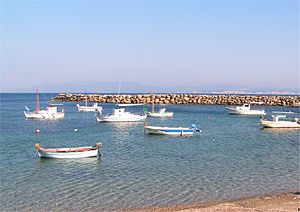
[77,103,102,112]
[146,102,173,117]
[35,143,102,159]
[96,104,147,122]
[24,87,65,120]
[226,103,266,115]
[260,115,300,128]
[144,124,200,135]
[76,95,102,112]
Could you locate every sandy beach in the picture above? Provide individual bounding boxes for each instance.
[130,191,299,212]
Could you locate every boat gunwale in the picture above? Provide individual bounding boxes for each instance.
[35,143,102,153]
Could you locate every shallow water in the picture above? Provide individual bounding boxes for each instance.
[0,93,299,211]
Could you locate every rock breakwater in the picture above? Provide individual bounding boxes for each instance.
[50,93,300,107]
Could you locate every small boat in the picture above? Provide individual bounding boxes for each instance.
[76,95,102,112]
[260,115,300,128]
[24,87,65,120]
[77,103,102,112]
[146,102,173,117]
[35,143,102,158]
[96,104,147,122]
[24,105,65,119]
[226,103,266,115]
[271,111,297,114]
[144,124,200,135]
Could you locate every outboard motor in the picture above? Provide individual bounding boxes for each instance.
[191,124,201,132]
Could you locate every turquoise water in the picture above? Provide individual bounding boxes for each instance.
[0,93,299,211]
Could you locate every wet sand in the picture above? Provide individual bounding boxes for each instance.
[129,191,300,212]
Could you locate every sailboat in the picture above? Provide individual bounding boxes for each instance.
[24,87,65,120]
[146,102,173,117]
[76,95,102,112]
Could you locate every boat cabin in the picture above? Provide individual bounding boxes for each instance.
[236,104,251,111]
[271,115,286,122]
[158,108,166,113]
[112,108,126,116]
[46,105,58,113]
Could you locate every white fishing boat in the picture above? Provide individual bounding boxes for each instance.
[24,87,65,119]
[144,124,200,135]
[35,143,102,159]
[260,115,300,128]
[146,102,173,117]
[76,95,102,112]
[96,104,147,122]
[77,102,102,112]
[226,103,266,115]
[271,111,297,114]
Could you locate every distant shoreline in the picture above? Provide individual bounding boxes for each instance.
[128,191,299,212]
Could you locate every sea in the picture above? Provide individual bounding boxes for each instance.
[0,93,299,211]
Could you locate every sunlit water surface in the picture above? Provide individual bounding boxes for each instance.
[0,93,299,211]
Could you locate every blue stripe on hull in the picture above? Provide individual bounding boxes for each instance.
[161,129,193,133]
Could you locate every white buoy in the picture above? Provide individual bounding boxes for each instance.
[74,129,78,132]
[36,128,40,133]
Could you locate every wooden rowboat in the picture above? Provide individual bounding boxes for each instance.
[35,143,102,159]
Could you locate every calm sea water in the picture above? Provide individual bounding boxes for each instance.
[0,93,299,211]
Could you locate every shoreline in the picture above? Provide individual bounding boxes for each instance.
[128,191,300,212]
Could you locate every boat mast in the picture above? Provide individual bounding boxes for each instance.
[36,86,39,112]
[152,101,154,113]
[117,80,121,96]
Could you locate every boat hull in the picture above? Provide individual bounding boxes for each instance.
[24,111,65,119]
[76,104,102,112]
[36,149,100,158]
[35,143,102,159]
[145,126,194,135]
[147,112,173,117]
[260,120,300,128]
[96,115,147,122]
[226,107,266,115]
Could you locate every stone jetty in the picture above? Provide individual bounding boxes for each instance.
[50,93,300,107]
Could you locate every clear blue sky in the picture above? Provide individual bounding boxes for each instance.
[1,0,299,92]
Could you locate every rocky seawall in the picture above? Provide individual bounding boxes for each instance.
[50,93,300,107]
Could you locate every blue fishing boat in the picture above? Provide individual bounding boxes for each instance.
[144,124,200,135]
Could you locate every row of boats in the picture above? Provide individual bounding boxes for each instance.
[226,103,300,128]
[25,91,299,159]
[25,97,300,129]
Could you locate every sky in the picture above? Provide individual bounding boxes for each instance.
[1,0,299,92]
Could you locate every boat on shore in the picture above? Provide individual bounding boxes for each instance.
[144,124,200,135]
[226,103,266,115]
[96,104,147,122]
[260,115,300,128]
[146,102,173,117]
[34,143,102,158]
[24,87,65,119]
